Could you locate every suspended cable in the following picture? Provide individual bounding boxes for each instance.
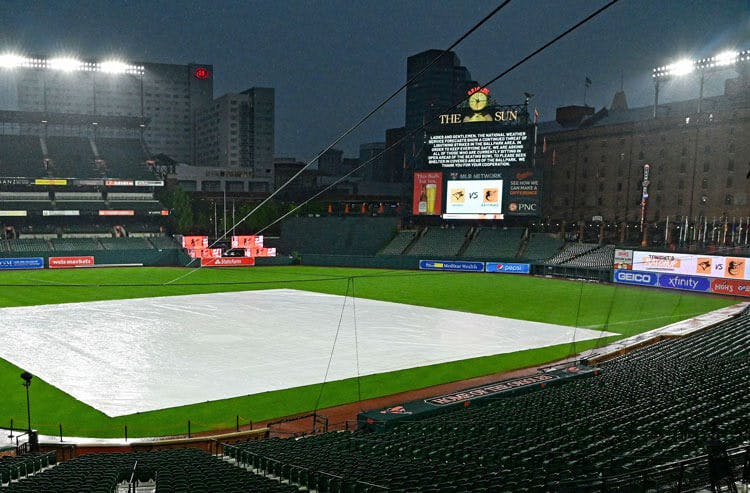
[162,1,515,283]
[252,0,622,236]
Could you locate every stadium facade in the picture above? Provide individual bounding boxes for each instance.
[538,74,750,224]
[0,57,214,165]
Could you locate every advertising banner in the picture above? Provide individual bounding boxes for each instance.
[134,180,164,187]
[710,279,750,297]
[201,257,255,267]
[419,260,485,272]
[657,273,711,292]
[613,269,658,287]
[615,268,748,296]
[49,256,95,269]
[0,257,44,270]
[200,248,222,258]
[614,249,634,269]
[105,179,134,186]
[506,169,540,216]
[632,251,749,280]
[231,235,263,248]
[99,210,135,216]
[181,236,209,249]
[43,210,79,216]
[34,178,67,185]
[0,178,31,186]
[412,172,443,216]
[444,179,503,219]
[485,262,530,274]
[0,210,27,217]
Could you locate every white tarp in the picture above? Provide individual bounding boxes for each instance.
[0,289,616,417]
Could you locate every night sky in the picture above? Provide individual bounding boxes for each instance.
[1,0,747,161]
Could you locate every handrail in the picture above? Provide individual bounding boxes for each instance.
[127,460,138,493]
[553,443,749,491]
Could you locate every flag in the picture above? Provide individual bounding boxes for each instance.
[542,136,548,154]
[533,107,539,123]
[552,148,557,166]
[585,77,592,87]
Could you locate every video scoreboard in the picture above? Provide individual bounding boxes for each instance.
[414,87,540,220]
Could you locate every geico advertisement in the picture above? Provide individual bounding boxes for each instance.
[632,251,748,280]
[445,180,502,215]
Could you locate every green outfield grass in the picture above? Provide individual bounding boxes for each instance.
[0,266,735,438]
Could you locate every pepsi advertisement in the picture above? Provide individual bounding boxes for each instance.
[486,262,530,274]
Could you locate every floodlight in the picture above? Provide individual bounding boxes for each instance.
[0,54,25,69]
[712,50,738,67]
[48,57,83,72]
[669,59,694,76]
[99,60,129,74]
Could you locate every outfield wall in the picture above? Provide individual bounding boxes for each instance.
[0,249,188,267]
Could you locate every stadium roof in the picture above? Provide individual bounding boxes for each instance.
[0,110,149,129]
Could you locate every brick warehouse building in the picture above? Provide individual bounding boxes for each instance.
[537,74,749,244]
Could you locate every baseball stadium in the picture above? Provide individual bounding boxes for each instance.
[0,9,749,493]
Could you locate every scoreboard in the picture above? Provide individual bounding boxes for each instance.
[415,88,540,220]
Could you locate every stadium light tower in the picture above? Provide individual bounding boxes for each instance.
[651,48,750,117]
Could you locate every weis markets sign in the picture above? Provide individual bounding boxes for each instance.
[49,256,95,269]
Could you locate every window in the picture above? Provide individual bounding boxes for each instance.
[725,194,733,205]
[679,162,686,173]
[701,178,708,189]
[728,142,735,153]
[703,162,710,172]
[704,145,711,154]
[728,159,734,171]
[617,182,623,192]
[638,151,644,160]
[677,196,683,206]
[726,177,733,188]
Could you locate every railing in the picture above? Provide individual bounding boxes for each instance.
[127,460,138,493]
[552,444,749,492]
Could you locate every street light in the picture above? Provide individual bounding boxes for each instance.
[20,371,36,451]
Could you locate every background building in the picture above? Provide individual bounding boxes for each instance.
[0,57,213,165]
[194,87,275,192]
[404,50,477,171]
[358,142,385,182]
[538,74,749,241]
